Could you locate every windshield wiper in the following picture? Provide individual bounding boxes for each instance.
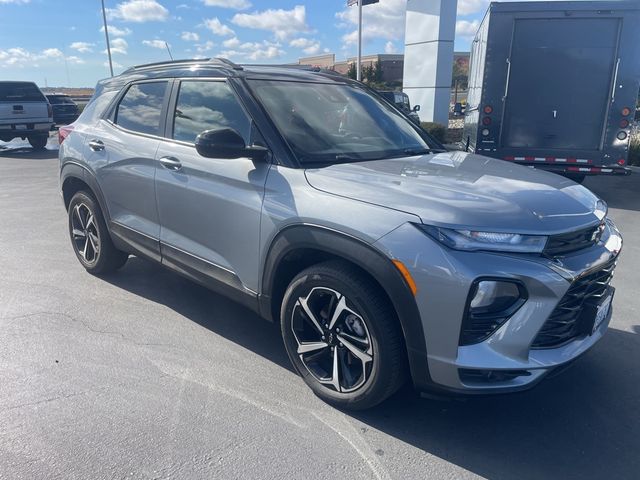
[403,147,447,156]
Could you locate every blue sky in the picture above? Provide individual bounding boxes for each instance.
[0,0,565,87]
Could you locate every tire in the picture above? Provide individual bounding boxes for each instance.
[68,191,128,274]
[28,134,48,150]
[281,260,407,410]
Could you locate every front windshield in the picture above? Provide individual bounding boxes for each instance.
[248,80,433,164]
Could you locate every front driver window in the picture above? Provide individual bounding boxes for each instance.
[172,81,251,144]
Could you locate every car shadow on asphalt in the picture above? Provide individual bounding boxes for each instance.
[101,256,295,373]
[103,257,639,480]
[0,146,58,160]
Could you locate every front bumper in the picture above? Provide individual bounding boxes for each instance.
[374,219,622,393]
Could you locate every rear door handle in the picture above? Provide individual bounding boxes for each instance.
[159,156,182,171]
[88,139,104,151]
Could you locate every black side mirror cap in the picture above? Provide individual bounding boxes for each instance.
[413,105,421,112]
[195,128,269,161]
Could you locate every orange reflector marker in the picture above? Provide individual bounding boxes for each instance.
[392,260,418,296]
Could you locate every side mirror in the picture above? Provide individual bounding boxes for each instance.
[413,105,421,113]
[195,128,269,161]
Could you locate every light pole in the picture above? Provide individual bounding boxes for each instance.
[101,0,114,77]
[357,0,362,81]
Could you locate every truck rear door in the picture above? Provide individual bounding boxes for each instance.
[501,18,620,151]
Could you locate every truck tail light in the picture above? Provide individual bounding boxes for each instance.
[482,117,492,125]
[621,107,632,116]
[617,131,628,141]
[483,105,493,114]
[58,125,74,144]
[620,119,629,128]
[618,158,626,166]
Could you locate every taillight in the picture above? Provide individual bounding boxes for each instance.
[620,119,630,128]
[621,107,632,117]
[58,125,74,144]
[618,158,626,166]
[482,117,492,126]
[47,103,53,118]
[483,105,493,114]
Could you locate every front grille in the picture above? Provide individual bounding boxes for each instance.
[532,259,616,348]
[544,223,604,257]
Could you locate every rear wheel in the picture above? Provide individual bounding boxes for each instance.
[281,261,406,410]
[28,134,48,150]
[68,191,128,274]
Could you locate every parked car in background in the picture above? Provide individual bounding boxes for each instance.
[0,81,53,149]
[378,90,421,124]
[59,59,622,410]
[46,93,79,126]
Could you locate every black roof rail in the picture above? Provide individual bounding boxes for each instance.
[241,63,323,72]
[122,57,243,74]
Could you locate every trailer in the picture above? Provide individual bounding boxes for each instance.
[463,1,640,180]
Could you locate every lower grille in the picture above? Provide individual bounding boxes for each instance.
[532,259,616,348]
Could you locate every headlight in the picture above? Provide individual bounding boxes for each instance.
[417,224,548,253]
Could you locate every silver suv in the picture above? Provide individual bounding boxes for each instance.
[59,59,622,409]
[0,81,53,149]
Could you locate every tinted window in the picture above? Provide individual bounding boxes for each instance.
[172,81,251,143]
[0,82,45,102]
[115,82,167,136]
[47,95,75,105]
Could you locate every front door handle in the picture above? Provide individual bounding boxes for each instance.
[159,156,182,171]
[88,139,105,151]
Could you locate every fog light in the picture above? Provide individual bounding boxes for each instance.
[460,280,527,345]
[481,128,490,136]
[617,131,628,141]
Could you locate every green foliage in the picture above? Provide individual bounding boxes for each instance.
[420,122,447,144]
[347,62,357,80]
[373,61,383,83]
[629,134,640,166]
[452,62,468,90]
[363,63,375,83]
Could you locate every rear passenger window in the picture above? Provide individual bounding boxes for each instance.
[115,82,167,136]
[172,81,251,143]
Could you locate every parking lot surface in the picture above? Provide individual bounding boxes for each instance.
[1,139,639,480]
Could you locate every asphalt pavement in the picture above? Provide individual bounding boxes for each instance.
[1,138,638,479]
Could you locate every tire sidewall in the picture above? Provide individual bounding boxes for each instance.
[281,268,390,408]
[68,192,105,271]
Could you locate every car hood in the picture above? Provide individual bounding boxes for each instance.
[304,151,605,234]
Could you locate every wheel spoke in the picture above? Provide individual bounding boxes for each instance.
[328,295,359,330]
[338,335,372,365]
[298,296,324,335]
[81,237,89,260]
[330,347,341,392]
[85,214,95,232]
[338,331,369,346]
[72,228,86,238]
[297,341,328,354]
[88,232,99,257]
[73,205,86,229]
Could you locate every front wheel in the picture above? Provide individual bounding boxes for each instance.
[68,191,128,274]
[281,261,407,410]
[28,134,48,150]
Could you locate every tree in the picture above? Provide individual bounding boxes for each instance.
[363,63,375,83]
[347,62,357,80]
[373,61,383,83]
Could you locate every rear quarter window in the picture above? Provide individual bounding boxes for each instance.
[0,82,45,102]
[114,82,168,136]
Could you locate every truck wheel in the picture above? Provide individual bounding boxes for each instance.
[28,134,48,150]
[281,260,406,410]
[68,191,129,274]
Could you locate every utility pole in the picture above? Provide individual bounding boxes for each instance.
[101,0,114,77]
[357,0,362,81]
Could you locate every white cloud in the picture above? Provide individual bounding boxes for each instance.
[456,20,480,37]
[181,31,199,41]
[107,0,169,22]
[0,0,30,3]
[219,39,285,61]
[203,0,250,9]
[66,56,85,65]
[70,42,94,53]
[232,5,309,40]
[0,47,73,68]
[457,0,489,15]
[143,39,168,49]
[223,37,241,48]
[104,38,128,55]
[384,41,396,54]
[42,48,63,58]
[195,41,216,53]
[104,60,124,69]
[101,25,132,37]
[289,37,320,56]
[336,0,405,46]
[204,17,235,36]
